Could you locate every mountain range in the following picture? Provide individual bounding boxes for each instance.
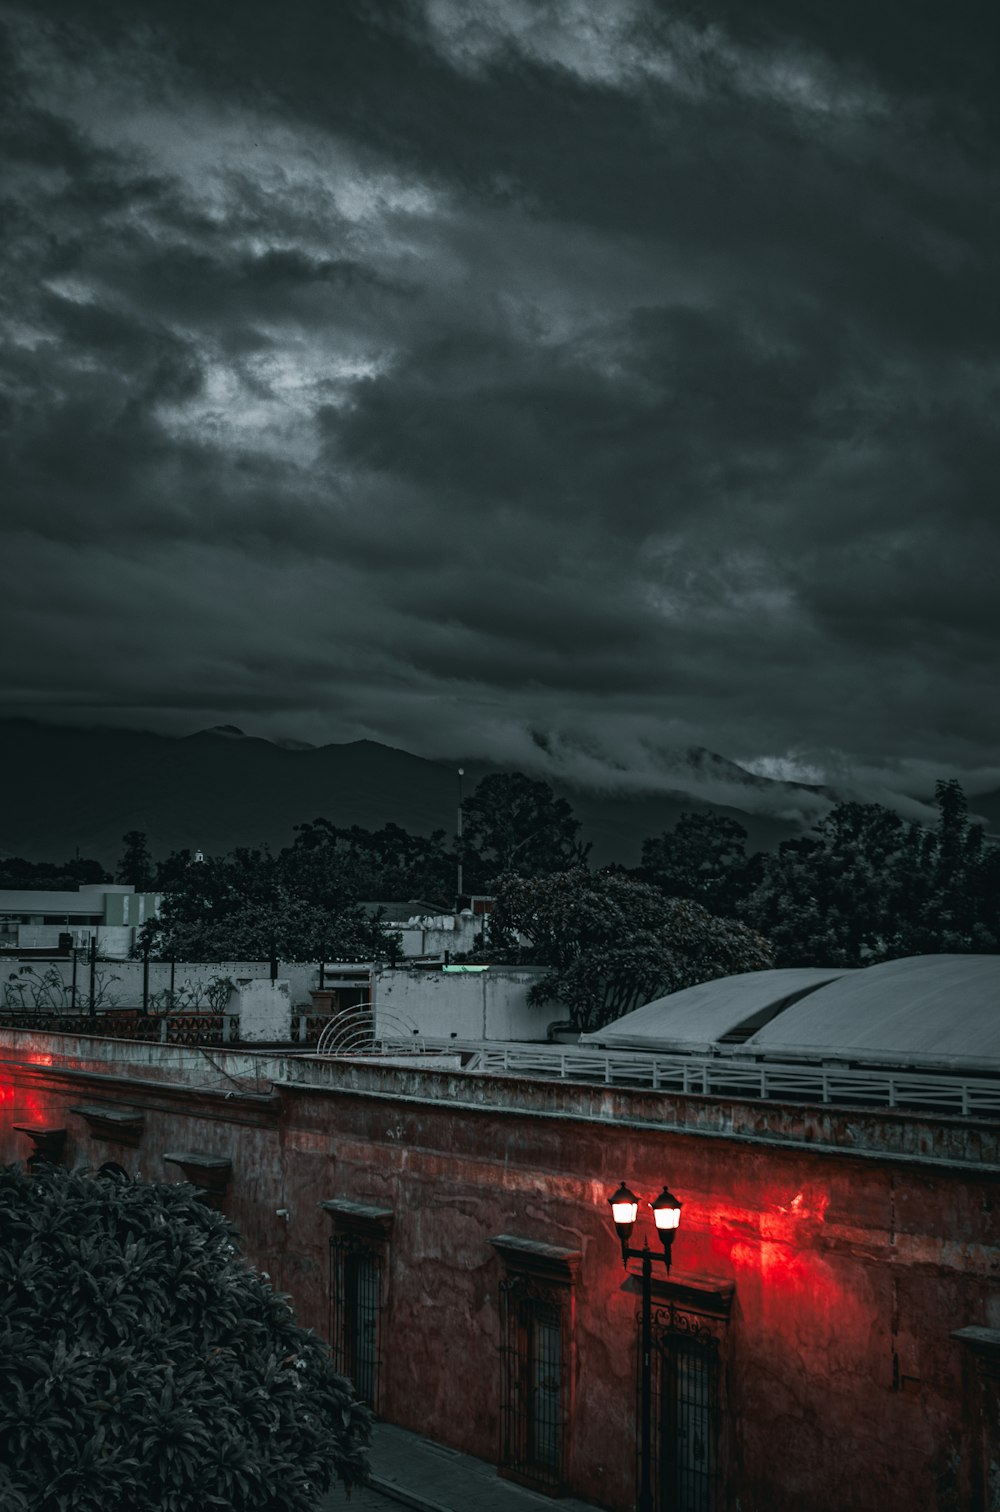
[1,719,995,873]
[0,719,833,870]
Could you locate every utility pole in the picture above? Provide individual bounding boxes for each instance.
[456,767,464,908]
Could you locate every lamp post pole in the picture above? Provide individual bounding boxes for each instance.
[639,1242,653,1512]
[608,1182,683,1512]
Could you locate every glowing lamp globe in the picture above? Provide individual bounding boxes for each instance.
[651,1186,682,1232]
[651,1185,683,1270]
[609,1182,639,1228]
[608,1182,640,1264]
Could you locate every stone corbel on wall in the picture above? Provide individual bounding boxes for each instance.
[13,1125,68,1169]
[489,1232,582,1282]
[319,1197,394,1240]
[622,1267,735,1320]
[954,1325,1000,1374]
[163,1151,233,1208]
[70,1105,144,1147]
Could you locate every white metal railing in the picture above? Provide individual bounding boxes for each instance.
[458,1044,1000,1117]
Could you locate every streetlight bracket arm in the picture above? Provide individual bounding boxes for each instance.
[621,1234,676,1274]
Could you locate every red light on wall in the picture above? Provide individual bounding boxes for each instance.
[13,1091,46,1124]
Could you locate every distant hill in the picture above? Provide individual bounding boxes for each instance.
[0,719,829,869]
[969,788,1000,831]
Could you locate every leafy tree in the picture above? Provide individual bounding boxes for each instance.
[0,855,111,888]
[142,844,400,963]
[487,868,774,1032]
[0,1163,370,1512]
[883,780,1000,956]
[154,848,198,893]
[152,849,263,929]
[461,773,590,888]
[743,802,915,967]
[115,830,155,891]
[280,819,453,908]
[743,784,1000,966]
[146,896,397,964]
[640,812,755,915]
[344,820,453,902]
[278,821,364,912]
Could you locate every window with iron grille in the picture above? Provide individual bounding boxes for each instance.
[322,1199,393,1415]
[646,1301,727,1512]
[491,1234,579,1495]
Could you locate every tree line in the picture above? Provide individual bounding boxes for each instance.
[639,778,1000,966]
[3,773,997,1032]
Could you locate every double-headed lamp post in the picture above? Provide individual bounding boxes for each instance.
[608,1181,683,1512]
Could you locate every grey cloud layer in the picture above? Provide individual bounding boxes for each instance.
[1,0,998,800]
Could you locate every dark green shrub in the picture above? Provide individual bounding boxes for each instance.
[0,1164,371,1510]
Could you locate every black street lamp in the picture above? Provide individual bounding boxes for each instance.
[608,1181,684,1512]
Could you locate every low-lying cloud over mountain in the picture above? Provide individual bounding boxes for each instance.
[3,721,994,875]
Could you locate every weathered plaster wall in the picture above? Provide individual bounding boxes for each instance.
[0,1033,996,1512]
[372,965,554,1040]
[1,956,368,1008]
[232,979,292,1042]
[270,1081,993,1512]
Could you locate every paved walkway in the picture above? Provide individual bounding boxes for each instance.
[320,1421,605,1512]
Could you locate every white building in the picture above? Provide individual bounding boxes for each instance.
[0,885,162,958]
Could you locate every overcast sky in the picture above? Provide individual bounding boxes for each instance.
[2,0,998,804]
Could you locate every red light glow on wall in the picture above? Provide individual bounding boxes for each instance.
[696,1183,851,1319]
[771,1186,831,1224]
[19,1090,45,1123]
[0,1078,47,1126]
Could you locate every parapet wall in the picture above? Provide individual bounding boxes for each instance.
[0,956,369,1009]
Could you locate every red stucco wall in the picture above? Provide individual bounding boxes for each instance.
[1,1034,996,1511]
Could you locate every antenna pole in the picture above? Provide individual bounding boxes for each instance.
[456,767,464,907]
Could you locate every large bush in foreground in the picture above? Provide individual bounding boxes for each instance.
[0,1165,371,1512]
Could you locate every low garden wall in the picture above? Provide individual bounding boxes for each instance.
[0,956,371,1012]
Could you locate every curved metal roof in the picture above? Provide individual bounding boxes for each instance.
[744,954,1000,1069]
[583,955,1000,1072]
[582,968,850,1053]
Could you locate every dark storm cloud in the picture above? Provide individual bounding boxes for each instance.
[1,0,999,806]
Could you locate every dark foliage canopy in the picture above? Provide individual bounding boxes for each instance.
[283,818,455,909]
[460,772,590,890]
[742,781,1000,967]
[0,856,111,889]
[116,830,155,891]
[10,774,997,980]
[138,843,400,962]
[487,867,774,1032]
[0,1165,371,1512]
[640,811,758,916]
